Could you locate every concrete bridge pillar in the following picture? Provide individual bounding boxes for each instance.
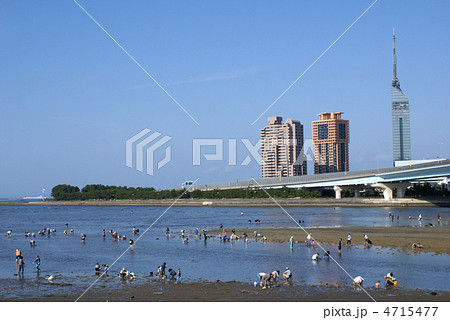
[334,186,343,199]
[334,185,364,199]
[396,184,407,198]
[382,186,393,201]
[375,182,410,201]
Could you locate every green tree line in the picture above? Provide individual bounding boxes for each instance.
[51,182,448,201]
[51,184,331,201]
[405,182,449,197]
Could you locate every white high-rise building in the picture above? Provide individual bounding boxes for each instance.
[391,29,411,164]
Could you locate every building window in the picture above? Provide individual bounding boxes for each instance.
[399,118,404,160]
[333,144,337,172]
[339,123,346,140]
[318,124,328,140]
[340,143,346,170]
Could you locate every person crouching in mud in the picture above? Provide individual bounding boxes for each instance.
[353,276,364,286]
[283,267,292,283]
[119,268,127,279]
[258,272,272,289]
[168,268,177,280]
[384,272,397,288]
[270,270,280,286]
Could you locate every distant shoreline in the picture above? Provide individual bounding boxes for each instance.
[0,197,449,207]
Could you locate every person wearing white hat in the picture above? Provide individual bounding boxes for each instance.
[283,267,292,281]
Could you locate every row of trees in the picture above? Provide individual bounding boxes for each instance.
[51,184,182,201]
[50,182,448,201]
[51,184,332,201]
[405,182,449,197]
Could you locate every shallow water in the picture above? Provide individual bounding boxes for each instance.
[1,205,449,300]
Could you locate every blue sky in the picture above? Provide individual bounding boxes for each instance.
[0,0,449,198]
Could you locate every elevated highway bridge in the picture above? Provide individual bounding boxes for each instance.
[192,160,450,201]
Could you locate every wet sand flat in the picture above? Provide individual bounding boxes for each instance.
[209,225,450,255]
[8,280,449,302]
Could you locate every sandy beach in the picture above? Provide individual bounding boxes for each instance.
[208,225,450,255]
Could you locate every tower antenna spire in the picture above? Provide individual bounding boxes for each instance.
[393,27,397,79]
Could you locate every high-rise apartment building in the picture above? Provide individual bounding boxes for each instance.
[312,112,349,174]
[260,116,307,178]
[391,29,411,164]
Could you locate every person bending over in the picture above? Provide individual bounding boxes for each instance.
[384,272,396,287]
[283,267,292,281]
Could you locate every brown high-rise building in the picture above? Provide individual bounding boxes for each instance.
[312,112,349,174]
[260,116,307,178]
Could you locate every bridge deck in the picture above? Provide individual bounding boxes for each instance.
[189,160,450,191]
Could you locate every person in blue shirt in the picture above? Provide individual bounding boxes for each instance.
[35,256,40,271]
[17,256,25,276]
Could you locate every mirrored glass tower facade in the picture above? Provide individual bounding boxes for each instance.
[391,29,411,164]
